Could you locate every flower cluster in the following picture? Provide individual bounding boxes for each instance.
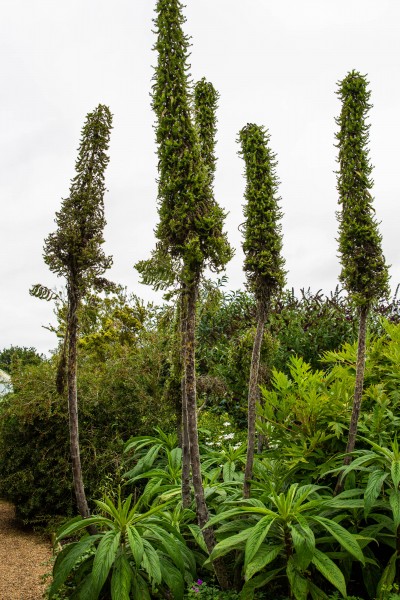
[191,579,203,593]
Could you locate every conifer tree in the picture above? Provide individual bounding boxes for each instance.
[31,104,113,519]
[238,124,285,499]
[136,0,232,584]
[335,71,389,490]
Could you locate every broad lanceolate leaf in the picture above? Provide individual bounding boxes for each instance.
[244,515,275,567]
[245,543,283,581]
[287,556,308,600]
[111,553,132,600]
[364,469,388,517]
[49,536,99,597]
[127,525,144,567]
[159,556,184,600]
[188,524,208,553]
[209,529,252,561]
[311,547,347,598]
[145,524,185,574]
[141,539,162,584]
[389,489,400,529]
[311,515,364,563]
[131,571,151,600]
[56,515,111,541]
[391,460,400,489]
[377,550,397,600]
[223,461,236,482]
[92,531,121,596]
[205,508,253,528]
[290,522,315,570]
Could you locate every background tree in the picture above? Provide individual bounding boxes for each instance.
[238,123,285,498]
[136,0,232,585]
[0,346,44,373]
[335,71,389,490]
[31,104,113,519]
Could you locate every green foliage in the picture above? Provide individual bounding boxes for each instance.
[206,484,365,599]
[258,356,352,472]
[335,71,389,308]
[0,345,44,374]
[49,493,196,600]
[41,104,113,294]
[0,300,175,523]
[194,78,218,187]
[331,436,400,598]
[238,124,285,309]
[136,0,232,288]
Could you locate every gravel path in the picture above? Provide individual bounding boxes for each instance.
[0,501,52,600]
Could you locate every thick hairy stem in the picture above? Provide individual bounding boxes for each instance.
[67,287,92,524]
[335,305,368,495]
[185,280,229,589]
[180,291,191,508]
[243,308,266,499]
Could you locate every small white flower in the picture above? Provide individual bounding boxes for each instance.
[222,433,234,440]
[223,421,231,427]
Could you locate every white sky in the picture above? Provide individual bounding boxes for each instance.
[1,0,399,355]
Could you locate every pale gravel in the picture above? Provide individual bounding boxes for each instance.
[0,501,52,600]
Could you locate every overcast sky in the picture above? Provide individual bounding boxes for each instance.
[1,0,400,355]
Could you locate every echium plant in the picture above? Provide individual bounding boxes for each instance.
[238,124,285,498]
[335,71,389,491]
[31,105,113,520]
[135,0,232,588]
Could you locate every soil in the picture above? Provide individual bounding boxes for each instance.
[0,501,52,600]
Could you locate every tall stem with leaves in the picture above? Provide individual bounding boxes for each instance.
[31,105,113,519]
[334,71,389,492]
[135,0,232,585]
[238,124,285,499]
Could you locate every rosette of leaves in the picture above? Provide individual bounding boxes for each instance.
[49,494,196,600]
[205,484,365,599]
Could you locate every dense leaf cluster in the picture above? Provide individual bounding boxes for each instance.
[239,124,285,309]
[336,71,389,307]
[43,104,113,293]
[136,0,231,286]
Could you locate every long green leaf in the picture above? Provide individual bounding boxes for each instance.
[389,489,400,529]
[49,536,98,597]
[311,515,364,563]
[244,516,275,567]
[377,550,397,600]
[287,556,308,600]
[111,553,132,600]
[364,470,388,517]
[127,526,144,567]
[145,524,185,574]
[209,529,251,561]
[245,543,283,581]
[391,460,400,489]
[56,516,111,541]
[141,539,162,584]
[131,571,151,600]
[290,522,315,570]
[92,531,121,595]
[311,547,346,598]
[205,508,250,528]
[159,556,184,600]
[187,524,208,554]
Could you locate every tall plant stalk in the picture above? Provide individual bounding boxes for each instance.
[31,105,113,519]
[238,124,285,499]
[135,0,232,585]
[334,71,389,493]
